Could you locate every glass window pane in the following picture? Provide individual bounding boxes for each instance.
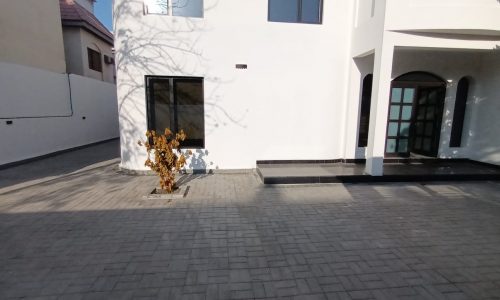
[172,0,203,17]
[269,0,299,22]
[403,88,414,103]
[145,0,168,14]
[398,139,408,153]
[417,107,425,120]
[426,106,435,119]
[386,139,397,153]
[425,122,433,136]
[391,88,402,103]
[401,106,412,120]
[399,122,410,137]
[152,80,172,133]
[389,105,400,120]
[418,91,427,104]
[428,91,437,104]
[415,122,424,135]
[388,122,399,136]
[423,138,432,151]
[175,80,204,147]
[301,0,321,23]
[415,137,422,150]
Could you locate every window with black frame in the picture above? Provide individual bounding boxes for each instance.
[87,48,102,72]
[268,0,322,24]
[145,76,205,148]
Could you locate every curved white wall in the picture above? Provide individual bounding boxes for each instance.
[115,0,354,170]
[386,0,500,33]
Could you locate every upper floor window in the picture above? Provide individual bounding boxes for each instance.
[87,48,102,72]
[144,0,203,18]
[268,0,323,24]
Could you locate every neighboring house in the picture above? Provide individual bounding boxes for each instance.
[0,0,118,167]
[114,0,500,175]
[60,0,116,83]
[0,0,67,73]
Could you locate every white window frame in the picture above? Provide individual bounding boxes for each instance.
[144,0,170,15]
[144,0,203,18]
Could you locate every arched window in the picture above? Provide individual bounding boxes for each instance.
[450,77,470,147]
[387,71,446,157]
[358,74,373,147]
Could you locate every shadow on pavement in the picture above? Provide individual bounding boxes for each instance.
[0,139,120,190]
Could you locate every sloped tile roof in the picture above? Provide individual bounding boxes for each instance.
[59,0,113,45]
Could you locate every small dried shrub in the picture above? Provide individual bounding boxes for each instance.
[138,128,191,193]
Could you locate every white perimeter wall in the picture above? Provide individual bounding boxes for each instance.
[115,0,354,170]
[0,62,119,166]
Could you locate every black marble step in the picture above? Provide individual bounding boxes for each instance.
[257,160,500,184]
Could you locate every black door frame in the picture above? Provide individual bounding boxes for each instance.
[411,85,446,157]
[384,73,446,158]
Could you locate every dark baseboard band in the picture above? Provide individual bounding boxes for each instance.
[257,157,498,166]
[257,159,365,165]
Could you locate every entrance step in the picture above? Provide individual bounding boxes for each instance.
[256,160,500,184]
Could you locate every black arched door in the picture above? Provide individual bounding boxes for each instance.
[411,86,446,156]
[385,72,446,157]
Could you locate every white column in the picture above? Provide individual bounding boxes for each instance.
[365,44,394,175]
[342,58,363,159]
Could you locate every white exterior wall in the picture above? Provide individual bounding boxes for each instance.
[0,62,119,166]
[351,0,386,57]
[349,0,500,173]
[467,53,500,165]
[344,54,374,159]
[115,0,500,171]
[115,0,354,171]
[385,0,500,33]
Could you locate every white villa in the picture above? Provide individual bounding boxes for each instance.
[114,0,500,175]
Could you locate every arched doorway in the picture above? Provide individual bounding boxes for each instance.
[385,72,446,157]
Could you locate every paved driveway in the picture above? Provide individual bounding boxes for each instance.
[1,141,500,299]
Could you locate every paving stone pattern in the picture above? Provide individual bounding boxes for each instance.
[1,143,500,299]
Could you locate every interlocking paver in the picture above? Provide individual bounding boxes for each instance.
[2,141,500,299]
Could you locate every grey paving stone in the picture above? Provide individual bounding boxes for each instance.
[2,141,500,299]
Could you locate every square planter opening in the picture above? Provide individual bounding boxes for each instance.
[142,185,189,200]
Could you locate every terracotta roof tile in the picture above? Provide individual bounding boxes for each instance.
[59,0,113,44]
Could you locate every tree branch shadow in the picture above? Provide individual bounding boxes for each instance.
[114,0,247,171]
